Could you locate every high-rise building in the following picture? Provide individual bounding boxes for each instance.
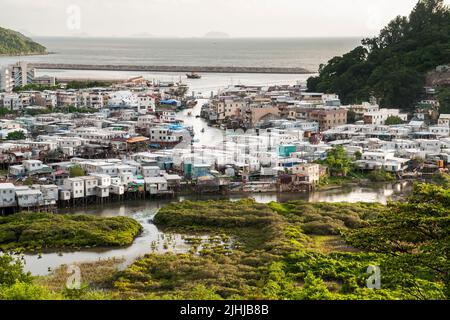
[0,67,14,93]
[12,62,35,87]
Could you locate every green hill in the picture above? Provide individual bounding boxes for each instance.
[307,0,450,110]
[0,27,47,55]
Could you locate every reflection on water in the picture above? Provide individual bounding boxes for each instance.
[23,181,413,275]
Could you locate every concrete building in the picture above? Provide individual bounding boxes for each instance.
[216,98,246,120]
[63,178,85,199]
[0,67,14,93]
[438,114,450,127]
[15,188,43,208]
[0,183,17,208]
[308,108,348,131]
[363,109,408,125]
[291,163,320,184]
[80,176,98,197]
[11,62,35,87]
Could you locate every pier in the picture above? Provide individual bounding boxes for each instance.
[30,63,312,74]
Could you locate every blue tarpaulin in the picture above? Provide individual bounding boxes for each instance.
[160,99,180,106]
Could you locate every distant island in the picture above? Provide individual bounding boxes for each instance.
[203,31,230,39]
[0,26,47,55]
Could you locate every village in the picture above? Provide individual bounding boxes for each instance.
[0,62,449,213]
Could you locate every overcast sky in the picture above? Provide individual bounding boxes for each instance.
[1,0,448,38]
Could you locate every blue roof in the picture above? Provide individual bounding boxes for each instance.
[169,124,184,130]
[160,99,179,105]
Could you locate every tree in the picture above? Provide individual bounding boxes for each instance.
[385,116,406,125]
[347,110,357,124]
[436,86,450,114]
[346,183,450,299]
[307,0,450,110]
[0,107,14,117]
[325,146,353,177]
[69,165,86,177]
[24,177,33,186]
[6,131,26,140]
[0,254,32,287]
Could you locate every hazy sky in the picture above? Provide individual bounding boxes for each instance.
[1,0,448,38]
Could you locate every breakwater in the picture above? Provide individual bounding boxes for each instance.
[31,63,311,74]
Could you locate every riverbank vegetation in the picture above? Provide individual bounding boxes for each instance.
[110,185,447,300]
[1,182,447,300]
[0,212,142,251]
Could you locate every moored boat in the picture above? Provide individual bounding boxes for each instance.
[186,72,201,79]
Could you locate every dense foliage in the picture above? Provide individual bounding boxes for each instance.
[115,193,447,300]
[0,254,57,300]
[384,116,406,125]
[0,27,47,55]
[0,212,142,251]
[66,81,113,90]
[323,146,353,177]
[69,165,86,178]
[346,183,450,299]
[307,0,450,110]
[6,131,26,140]
[2,183,447,300]
[13,83,60,92]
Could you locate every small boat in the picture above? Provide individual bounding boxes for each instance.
[186,100,198,108]
[186,72,201,79]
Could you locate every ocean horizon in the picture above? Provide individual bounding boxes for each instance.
[0,37,361,72]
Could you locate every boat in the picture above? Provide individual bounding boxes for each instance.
[186,72,201,79]
[186,100,198,108]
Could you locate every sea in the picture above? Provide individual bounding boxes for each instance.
[0,37,360,94]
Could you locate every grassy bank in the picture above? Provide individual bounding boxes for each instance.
[2,183,447,300]
[0,212,142,251]
[113,193,446,300]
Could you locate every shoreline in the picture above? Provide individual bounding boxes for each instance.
[0,51,51,57]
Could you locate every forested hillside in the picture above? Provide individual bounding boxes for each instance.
[307,0,450,110]
[0,27,47,55]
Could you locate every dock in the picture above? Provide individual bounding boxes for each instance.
[30,63,312,74]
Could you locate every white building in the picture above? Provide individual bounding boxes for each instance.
[16,188,43,208]
[0,67,14,93]
[63,178,85,199]
[356,151,409,173]
[438,114,450,127]
[80,176,98,196]
[12,62,35,87]
[363,109,408,125]
[145,177,168,194]
[291,163,321,184]
[0,183,17,208]
[89,173,112,187]
[23,160,44,172]
[142,166,160,177]
[38,185,59,205]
